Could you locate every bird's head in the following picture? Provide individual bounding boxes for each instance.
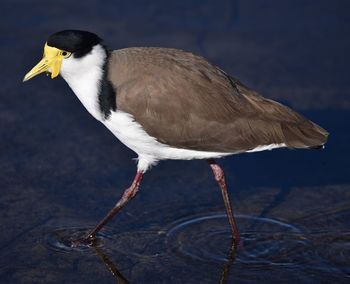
[23,30,103,82]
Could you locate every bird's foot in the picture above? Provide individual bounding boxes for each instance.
[70,234,96,248]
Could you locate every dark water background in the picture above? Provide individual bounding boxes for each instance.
[1,0,350,283]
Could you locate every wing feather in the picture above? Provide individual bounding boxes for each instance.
[107,48,328,152]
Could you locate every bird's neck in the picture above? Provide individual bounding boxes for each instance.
[60,44,115,121]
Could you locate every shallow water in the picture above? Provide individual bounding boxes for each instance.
[1,0,350,283]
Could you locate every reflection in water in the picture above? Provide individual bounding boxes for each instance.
[44,224,239,283]
[41,196,350,282]
[34,183,350,283]
[166,213,306,264]
[92,245,129,284]
[254,186,292,222]
[89,236,238,284]
[219,243,237,284]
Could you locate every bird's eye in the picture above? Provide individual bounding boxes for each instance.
[61,51,71,58]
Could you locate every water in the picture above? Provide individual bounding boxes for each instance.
[1,0,350,283]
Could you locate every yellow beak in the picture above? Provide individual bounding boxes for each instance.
[23,43,70,82]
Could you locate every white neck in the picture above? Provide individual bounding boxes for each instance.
[60,44,107,120]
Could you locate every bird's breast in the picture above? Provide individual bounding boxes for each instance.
[102,110,231,166]
[102,111,161,155]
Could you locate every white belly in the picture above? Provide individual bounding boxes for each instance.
[103,111,232,171]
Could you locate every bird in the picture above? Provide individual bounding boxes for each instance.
[23,30,328,248]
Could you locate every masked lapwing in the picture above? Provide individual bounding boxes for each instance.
[23,30,329,247]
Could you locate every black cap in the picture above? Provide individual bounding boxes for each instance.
[47,30,102,58]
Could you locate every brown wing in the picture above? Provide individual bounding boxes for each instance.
[107,47,328,153]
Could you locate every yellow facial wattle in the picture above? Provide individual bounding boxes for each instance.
[23,43,71,82]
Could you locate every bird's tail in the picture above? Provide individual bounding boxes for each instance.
[281,120,329,149]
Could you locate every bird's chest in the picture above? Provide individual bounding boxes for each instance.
[101,111,232,164]
[102,111,161,156]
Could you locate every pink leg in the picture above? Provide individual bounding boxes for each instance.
[207,159,240,247]
[80,171,144,244]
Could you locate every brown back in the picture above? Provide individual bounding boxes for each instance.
[107,47,328,153]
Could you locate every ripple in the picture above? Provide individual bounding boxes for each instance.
[42,214,350,278]
[166,213,313,265]
[107,230,168,259]
[44,226,169,259]
[312,232,350,274]
[44,227,113,253]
